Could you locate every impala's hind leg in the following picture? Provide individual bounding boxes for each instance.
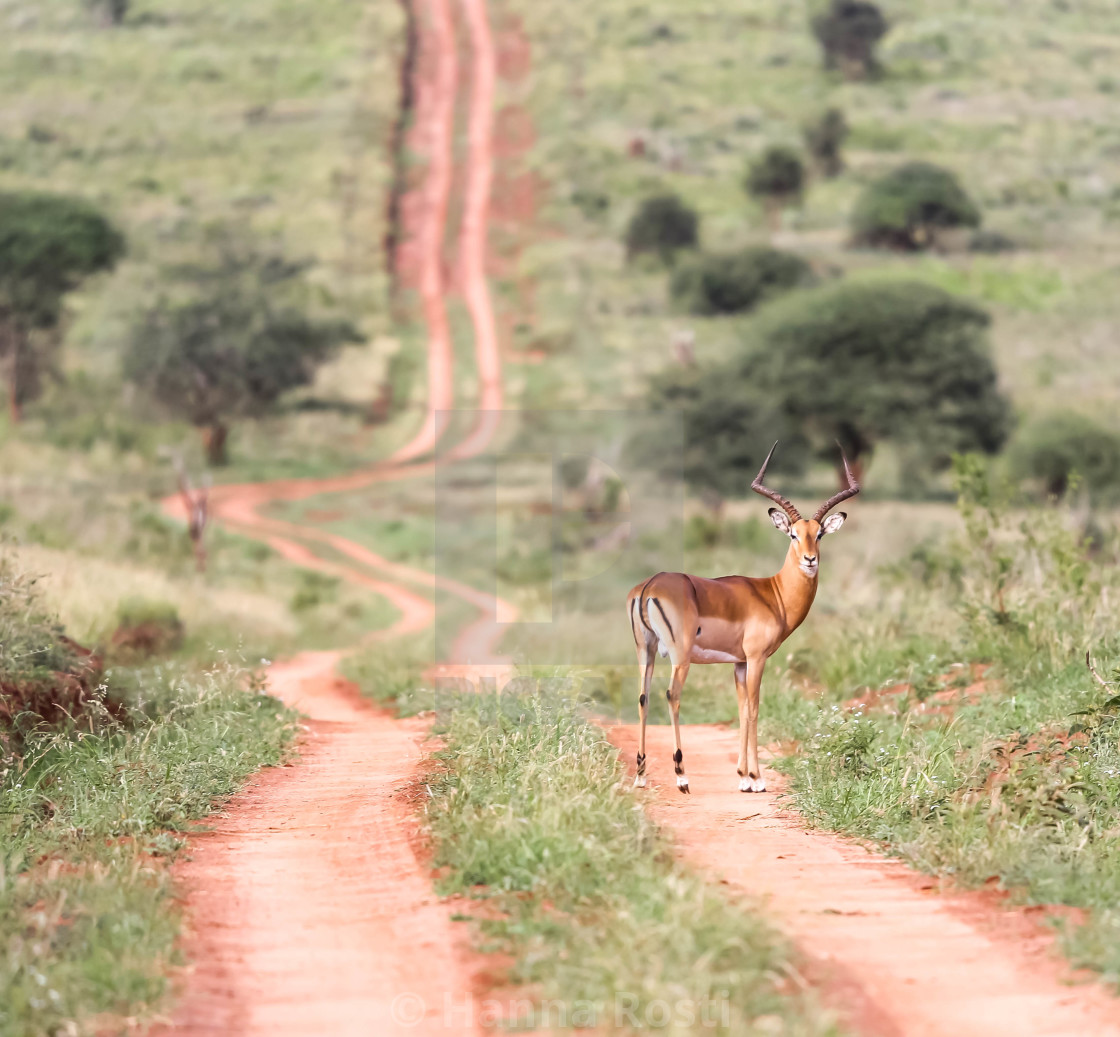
[630,600,656,788]
[667,661,691,793]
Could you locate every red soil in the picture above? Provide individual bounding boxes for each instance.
[159,0,511,1029]
[606,722,1120,1037]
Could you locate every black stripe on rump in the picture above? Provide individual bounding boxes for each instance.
[650,598,674,642]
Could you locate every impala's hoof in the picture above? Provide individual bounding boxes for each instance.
[739,776,767,793]
[738,777,752,793]
[676,775,690,794]
[633,774,647,789]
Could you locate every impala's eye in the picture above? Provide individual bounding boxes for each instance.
[791,532,799,542]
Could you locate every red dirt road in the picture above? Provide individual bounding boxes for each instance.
[170,655,483,1036]
[608,722,1120,1037]
[161,0,507,1031]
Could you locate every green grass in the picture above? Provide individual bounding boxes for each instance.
[498,0,1120,436]
[0,561,298,1036]
[748,464,1120,988]
[381,676,842,1035]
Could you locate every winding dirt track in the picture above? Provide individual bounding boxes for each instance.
[159,1,1120,1033]
[608,723,1120,1037]
[161,0,503,1031]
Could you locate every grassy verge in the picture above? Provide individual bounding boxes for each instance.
[754,461,1120,987]
[0,561,298,1037]
[348,650,841,1035]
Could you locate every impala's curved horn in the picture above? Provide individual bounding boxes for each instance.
[751,441,801,522]
[813,445,861,522]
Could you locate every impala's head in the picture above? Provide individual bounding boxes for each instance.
[751,442,860,580]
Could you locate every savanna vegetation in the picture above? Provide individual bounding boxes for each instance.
[8,0,1120,1029]
[300,0,1120,1002]
[0,557,296,1035]
[0,2,406,1032]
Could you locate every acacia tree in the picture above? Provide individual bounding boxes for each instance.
[811,0,889,79]
[646,280,1011,496]
[750,280,1012,483]
[744,146,806,230]
[124,237,359,464]
[852,162,981,250]
[624,193,698,263]
[0,192,124,421]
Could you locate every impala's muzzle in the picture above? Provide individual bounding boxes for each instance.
[800,556,819,577]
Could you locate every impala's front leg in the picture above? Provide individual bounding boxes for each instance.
[667,661,691,793]
[736,658,766,792]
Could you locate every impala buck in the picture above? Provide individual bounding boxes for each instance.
[626,442,859,793]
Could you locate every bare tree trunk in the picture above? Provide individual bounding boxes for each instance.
[201,423,228,466]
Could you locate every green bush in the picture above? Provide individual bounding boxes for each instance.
[623,193,698,262]
[851,162,981,250]
[803,108,848,177]
[669,246,813,315]
[1009,413,1120,500]
[749,279,1011,476]
[744,146,806,213]
[811,0,889,79]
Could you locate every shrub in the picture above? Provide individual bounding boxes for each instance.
[744,146,806,219]
[749,279,1011,478]
[1009,414,1120,501]
[109,598,185,661]
[0,561,116,755]
[851,162,981,250]
[811,0,889,79]
[670,247,814,315]
[624,193,698,262]
[803,108,848,177]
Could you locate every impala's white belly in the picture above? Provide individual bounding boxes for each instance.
[689,647,743,664]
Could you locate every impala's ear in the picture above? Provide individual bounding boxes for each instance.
[820,512,846,536]
[768,507,792,535]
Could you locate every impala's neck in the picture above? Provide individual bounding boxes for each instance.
[771,542,818,631]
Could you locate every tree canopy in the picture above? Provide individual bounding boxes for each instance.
[124,236,359,463]
[750,279,1011,473]
[0,192,124,418]
[645,279,1012,495]
[811,0,889,79]
[851,162,981,250]
[624,193,698,263]
[1009,413,1120,501]
[744,146,806,208]
[670,247,813,316]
